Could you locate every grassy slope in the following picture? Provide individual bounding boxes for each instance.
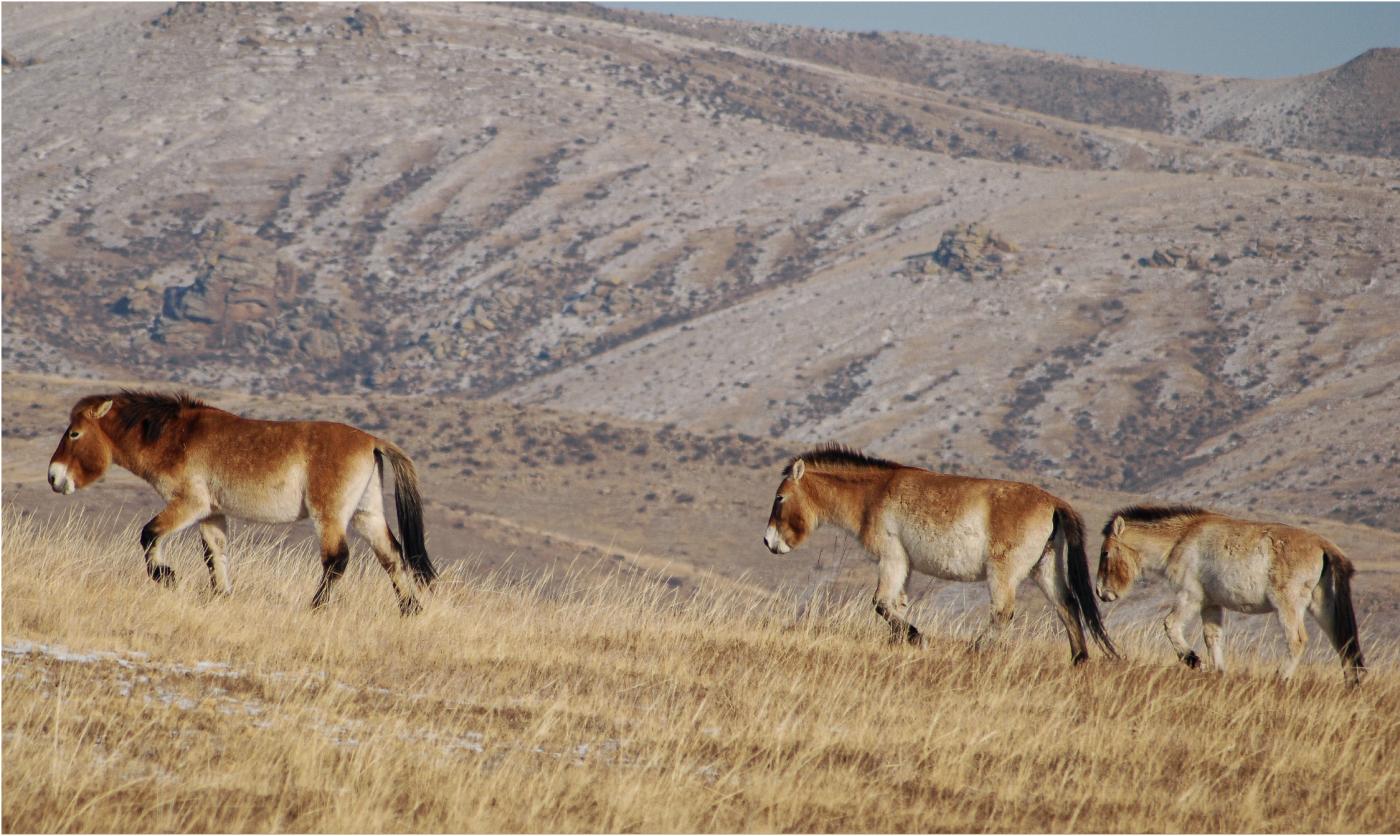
[4,508,1398,832]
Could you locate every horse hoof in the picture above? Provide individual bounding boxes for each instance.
[400,598,424,617]
[1183,651,1201,670]
[1072,651,1090,667]
[150,566,175,587]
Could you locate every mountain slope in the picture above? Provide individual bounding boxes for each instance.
[3,2,1399,530]
[554,4,1400,160]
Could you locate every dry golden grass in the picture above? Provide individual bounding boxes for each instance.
[3,507,1398,833]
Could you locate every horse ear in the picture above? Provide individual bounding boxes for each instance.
[1111,516,1125,536]
[791,459,805,481]
[92,399,114,419]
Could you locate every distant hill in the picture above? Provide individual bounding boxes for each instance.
[553,4,1400,159]
[3,1,1398,531]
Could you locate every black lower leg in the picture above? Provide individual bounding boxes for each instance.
[311,546,350,609]
[141,522,175,587]
[1181,650,1202,669]
[202,544,220,591]
[875,601,919,645]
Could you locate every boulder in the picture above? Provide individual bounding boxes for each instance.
[912,222,1018,280]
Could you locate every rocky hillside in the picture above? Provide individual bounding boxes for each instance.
[3,2,1399,530]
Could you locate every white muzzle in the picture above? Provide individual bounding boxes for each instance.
[764,525,791,555]
[49,462,75,495]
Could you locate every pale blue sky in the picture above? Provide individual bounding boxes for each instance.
[603,3,1400,78]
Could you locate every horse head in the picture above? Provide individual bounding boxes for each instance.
[1096,515,1141,602]
[764,458,819,554]
[49,397,116,494]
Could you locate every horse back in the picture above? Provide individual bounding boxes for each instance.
[883,470,1058,576]
[175,411,380,520]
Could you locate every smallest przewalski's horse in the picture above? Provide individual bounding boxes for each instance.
[763,446,1116,664]
[48,391,437,613]
[1097,505,1364,684]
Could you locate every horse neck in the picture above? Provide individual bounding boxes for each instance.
[802,469,884,535]
[1122,520,1194,570]
[97,411,162,481]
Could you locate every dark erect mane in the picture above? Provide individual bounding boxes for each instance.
[1104,504,1210,537]
[99,390,207,444]
[785,443,901,477]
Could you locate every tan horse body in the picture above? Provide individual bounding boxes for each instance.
[764,446,1115,664]
[48,391,436,613]
[1096,505,1364,684]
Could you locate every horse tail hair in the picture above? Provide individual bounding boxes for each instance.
[1055,502,1118,658]
[1322,547,1365,674]
[375,441,437,587]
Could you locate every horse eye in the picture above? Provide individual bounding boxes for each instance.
[68,430,80,439]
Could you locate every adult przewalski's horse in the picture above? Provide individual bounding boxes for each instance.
[48,391,437,614]
[1097,505,1364,684]
[763,446,1116,664]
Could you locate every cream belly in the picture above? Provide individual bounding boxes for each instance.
[1190,533,1278,614]
[899,513,989,582]
[208,471,308,524]
[1197,558,1275,613]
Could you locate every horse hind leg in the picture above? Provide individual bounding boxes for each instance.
[199,514,232,596]
[1200,604,1226,673]
[1034,541,1088,665]
[975,548,1023,653]
[1307,580,1362,686]
[1275,597,1309,681]
[353,509,422,616]
[310,524,351,610]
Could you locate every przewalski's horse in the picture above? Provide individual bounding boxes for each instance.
[1096,505,1365,684]
[48,391,437,614]
[763,446,1115,664]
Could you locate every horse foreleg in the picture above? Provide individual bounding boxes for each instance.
[872,544,920,646]
[1200,604,1226,673]
[975,558,1017,652]
[1163,594,1201,669]
[139,497,209,588]
[199,514,232,596]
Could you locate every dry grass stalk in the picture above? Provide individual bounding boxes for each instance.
[3,507,1398,832]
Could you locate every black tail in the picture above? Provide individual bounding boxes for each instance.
[1323,548,1365,674]
[376,444,437,587]
[1056,504,1118,658]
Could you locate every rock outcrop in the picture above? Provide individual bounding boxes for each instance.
[906,223,1018,280]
